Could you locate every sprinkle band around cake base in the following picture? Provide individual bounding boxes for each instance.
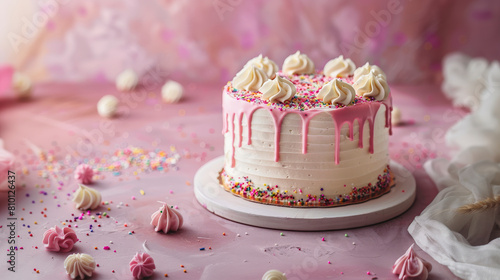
[194,157,415,231]
[219,166,394,208]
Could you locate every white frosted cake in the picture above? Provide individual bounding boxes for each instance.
[221,52,393,207]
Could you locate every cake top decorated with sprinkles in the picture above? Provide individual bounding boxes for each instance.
[227,52,390,111]
[226,71,381,111]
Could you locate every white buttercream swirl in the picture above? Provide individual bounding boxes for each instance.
[353,70,390,101]
[323,55,356,78]
[232,65,268,92]
[64,253,96,279]
[245,54,279,79]
[73,185,102,210]
[116,69,138,91]
[282,51,315,75]
[262,269,287,280]
[317,79,356,105]
[259,75,296,103]
[353,62,386,83]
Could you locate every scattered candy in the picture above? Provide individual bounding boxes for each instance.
[74,164,94,184]
[73,185,101,210]
[116,69,138,92]
[64,253,96,279]
[262,269,287,280]
[42,226,79,252]
[97,95,119,118]
[130,252,155,279]
[161,80,184,103]
[151,202,183,234]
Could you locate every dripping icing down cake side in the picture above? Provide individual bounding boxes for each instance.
[220,52,394,207]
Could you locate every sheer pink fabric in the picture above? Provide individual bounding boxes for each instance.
[2,0,500,85]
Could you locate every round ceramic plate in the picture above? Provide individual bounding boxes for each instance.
[194,156,416,231]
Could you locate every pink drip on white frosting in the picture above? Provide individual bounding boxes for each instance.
[74,164,94,184]
[393,244,432,280]
[129,252,156,279]
[150,202,183,233]
[42,225,79,252]
[223,87,392,167]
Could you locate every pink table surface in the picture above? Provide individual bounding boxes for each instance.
[0,82,463,280]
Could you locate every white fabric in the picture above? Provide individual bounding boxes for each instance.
[410,158,500,280]
[441,53,490,111]
[446,61,500,162]
[410,54,500,280]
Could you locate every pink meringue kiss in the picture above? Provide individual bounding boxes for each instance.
[130,252,156,279]
[393,244,432,280]
[42,226,79,252]
[151,202,183,233]
[74,164,94,184]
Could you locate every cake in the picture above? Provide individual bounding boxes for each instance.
[220,52,393,207]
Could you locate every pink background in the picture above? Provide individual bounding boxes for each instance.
[1,1,498,279]
[6,0,500,85]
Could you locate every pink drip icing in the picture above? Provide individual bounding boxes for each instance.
[223,89,392,167]
[230,113,235,167]
[246,107,259,145]
[387,103,393,135]
[300,114,309,154]
[298,111,325,154]
[334,120,341,164]
[268,109,289,162]
[237,112,243,148]
[349,121,354,141]
[223,113,228,133]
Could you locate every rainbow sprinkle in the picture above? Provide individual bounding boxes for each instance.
[226,71,374,112]
[29,146,182,186]
[220,166,393,207]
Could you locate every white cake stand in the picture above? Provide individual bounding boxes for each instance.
[194,156,416,231]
